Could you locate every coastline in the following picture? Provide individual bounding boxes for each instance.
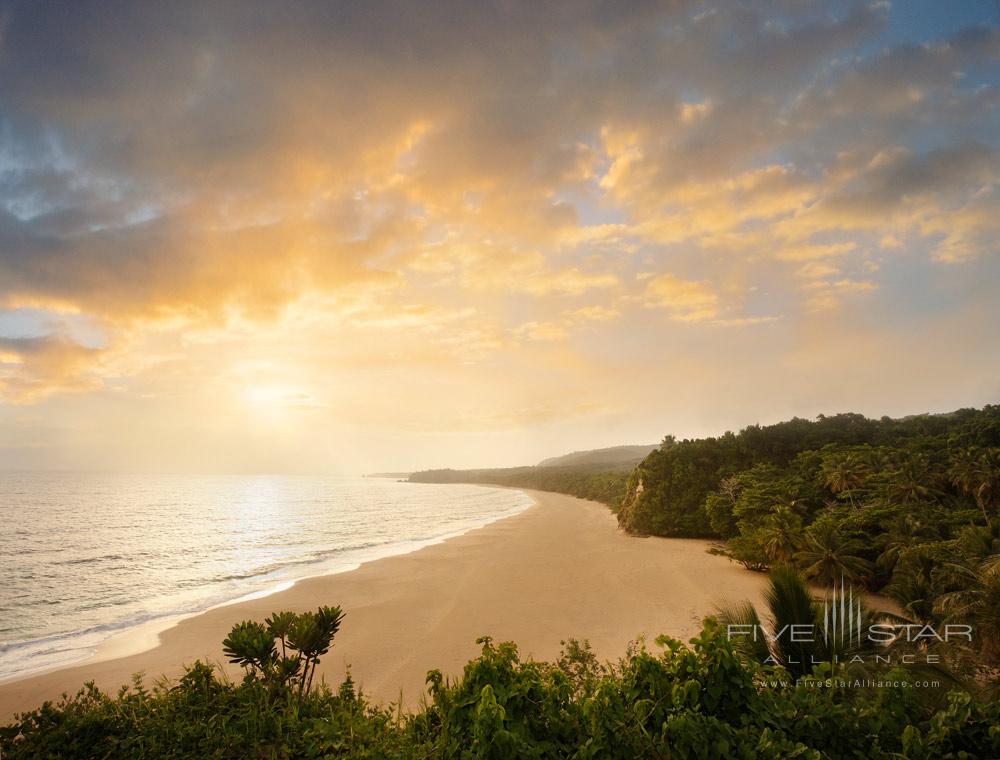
[0,482,534,686]
[1,490,774,720]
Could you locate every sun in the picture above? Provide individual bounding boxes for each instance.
[243,385,294,406]
[240,385,314,419]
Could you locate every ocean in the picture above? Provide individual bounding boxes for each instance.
[0,473,532,681]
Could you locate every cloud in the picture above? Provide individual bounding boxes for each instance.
[403,241,619,296]
[639,274,719,322]
[776,243,857,262]
[919,186,1000,263]
[0,334,104,401]
[563,305,621,323]
[0,0,996,461]
[512,303,623,343]
[0,209,404,323]
[513,321,571,342]
[801,278,879,313]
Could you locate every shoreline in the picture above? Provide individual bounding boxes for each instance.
[0,483,534,687]
[0,490,776,720]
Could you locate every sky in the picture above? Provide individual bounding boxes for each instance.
[1,0,999,474]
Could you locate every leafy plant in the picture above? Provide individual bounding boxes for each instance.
[795,522,873,586]
[222,605,344,700]
[4,612,1000,758]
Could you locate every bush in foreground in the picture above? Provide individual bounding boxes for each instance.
[2,614,999,758]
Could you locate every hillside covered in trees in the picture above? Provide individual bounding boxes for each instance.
[413,406,1000,677]
[537,444,657,468]
[623,406,1000,677]
[619,407,999,536]
[409,450,638,507]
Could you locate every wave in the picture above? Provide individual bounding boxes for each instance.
[0,484,533,683]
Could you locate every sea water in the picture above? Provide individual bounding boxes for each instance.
[0,473,532,680]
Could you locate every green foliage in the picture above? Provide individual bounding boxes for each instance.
[410,406,1000,676]
[223,620,278,672]
[6,614,999,758]
[718,567,896,683]
[0,663,411,759]
[6,406,1000,756]
[223,606,345,700]
[724,531,771,571]
[614,405,1000,672]
[410,464,632,510]
[620,407,1000,539]
[795,522,873,586]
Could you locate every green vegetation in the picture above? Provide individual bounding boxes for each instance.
[409,464,632,509]
[222,607,345,700]
[536,445,657,469]
[4,603,999,758]
[412,407,1000,674]
[412,406,1000,682]
[9,407,997,756]
[717,567,949,686]
[408,444,656,508]
[615,406,1000,677]
[619,406,1000,541]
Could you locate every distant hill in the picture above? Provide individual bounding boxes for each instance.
[537,445,657,469]
[407,445,653,507]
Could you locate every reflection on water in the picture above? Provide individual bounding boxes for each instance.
[0,474,531,680]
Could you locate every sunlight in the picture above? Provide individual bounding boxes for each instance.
[241,385,309,415]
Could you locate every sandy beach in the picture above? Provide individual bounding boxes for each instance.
[0,490,773,721]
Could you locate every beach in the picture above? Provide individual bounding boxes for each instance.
[0,490,772,721]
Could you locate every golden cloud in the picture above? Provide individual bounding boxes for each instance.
[0,0,996,442]
[639,274,719,323]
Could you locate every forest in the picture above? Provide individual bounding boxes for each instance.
[619,407,1000,676]
[412,406,1000,682]
[409,463,633,508]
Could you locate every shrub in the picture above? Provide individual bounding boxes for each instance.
[3,611,999,758]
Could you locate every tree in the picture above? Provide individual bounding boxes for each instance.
[705,474,741,537]
[821,453,869,508]
[760,505,802,564]
[795,523,873,586]
[724,531,770,571]
[717,566,882,679]
[949,447,1000,528]
[934,555,1000,662]
[887,454,940,505]
[223,606,345,700]
[884,546,938,622]
[877,514,933,574]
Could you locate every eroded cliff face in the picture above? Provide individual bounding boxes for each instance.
[616,469,647,535]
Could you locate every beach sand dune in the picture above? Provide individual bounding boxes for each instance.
[0,490,772,720]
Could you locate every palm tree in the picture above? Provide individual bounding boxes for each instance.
[821,454,869,508]
[953,523,1000,564]
[877,514,933,574]
[934,554,1000,662]
[887,454,940,505]
[718,567,880,678]
[949,447,1000,528]
[760,505,802,564]
[718,567,817,677]
[795,522,873,586]
[884,547,937,622]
